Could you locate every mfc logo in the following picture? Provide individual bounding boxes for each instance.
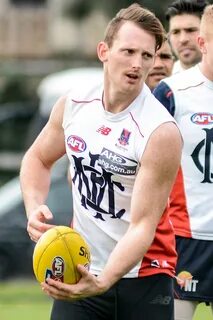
[191,127,213,183]
[67,135,87,153]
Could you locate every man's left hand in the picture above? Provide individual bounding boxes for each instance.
[41,264,108,300]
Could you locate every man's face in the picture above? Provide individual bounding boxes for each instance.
[169,14,202,69]
[146,41,174,91]
[98,21,156,97]
[205,34,213,78]
[198,29,213,80]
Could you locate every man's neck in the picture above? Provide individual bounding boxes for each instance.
[103,84,142,114]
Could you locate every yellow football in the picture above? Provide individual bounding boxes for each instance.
[33,226,90,284]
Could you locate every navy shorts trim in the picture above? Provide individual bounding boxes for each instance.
[174,236,213,302]
[51,274,174,320]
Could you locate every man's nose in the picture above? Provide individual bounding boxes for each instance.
[132,55,143,68]
[179,31,189,43]
[153,55,164,68]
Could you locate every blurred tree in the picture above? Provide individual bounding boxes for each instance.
[0,75,38,104]
[0,76,28,103]
[99,0,172,24]
[64,0,94,21]
[64,0,213,30]
[64,0,173,28]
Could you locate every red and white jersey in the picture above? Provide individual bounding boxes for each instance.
[156,65,213,241]
[63,83,177,278]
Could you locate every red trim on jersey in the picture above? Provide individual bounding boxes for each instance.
[129,112,144,138]
[138,206,177,278]
[166,90,173,98]
[169,167,192,238]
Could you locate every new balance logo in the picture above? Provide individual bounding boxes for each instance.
[97,125,112,135]
[150,295,172,305]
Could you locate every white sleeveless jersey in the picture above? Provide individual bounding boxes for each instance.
[63,83,177,277]
[172,60,184,75]
[162,65,213,240]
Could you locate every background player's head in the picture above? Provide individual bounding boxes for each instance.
[166,0,208,69]
[198,4,213,79]
[146,39,174,91]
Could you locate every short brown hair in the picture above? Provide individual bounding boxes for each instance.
[104,3,165,51]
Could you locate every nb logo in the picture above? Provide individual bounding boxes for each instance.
[97,125,112,136]
[150,295,172,305]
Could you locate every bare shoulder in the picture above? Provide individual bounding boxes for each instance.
[151,121,182,150]
[48,95,68,126]
[141,121,182,173]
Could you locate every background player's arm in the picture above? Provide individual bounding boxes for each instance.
[20,96,67,240]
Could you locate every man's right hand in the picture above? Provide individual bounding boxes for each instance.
[27,204,55,242]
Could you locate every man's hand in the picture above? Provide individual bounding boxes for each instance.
[41,264,109,300]
[27,204,55,242]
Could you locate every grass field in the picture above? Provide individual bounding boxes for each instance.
[0,280,212,320]
[0,280,52,320]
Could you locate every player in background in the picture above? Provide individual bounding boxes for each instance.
[153,4,213,320]
[20,3,182,320]
[166,0,208,74]
[145,38,174,91]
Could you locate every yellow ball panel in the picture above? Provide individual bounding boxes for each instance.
[33,226,90,284]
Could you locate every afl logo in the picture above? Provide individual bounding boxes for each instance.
[52,256,64,278]
[191,113,213,125]
[67,135,87,153]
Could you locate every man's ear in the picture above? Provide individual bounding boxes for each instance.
[197,35,207,54]
[97,41,109,62]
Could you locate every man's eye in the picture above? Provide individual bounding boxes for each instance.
[126,49,134,54]
[143,52,153,59]
[187,28,198,33]
[171,30,179,35]
[158,54,173,60]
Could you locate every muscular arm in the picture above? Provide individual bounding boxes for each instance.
[20,96,66,239]
[98,121,182,289]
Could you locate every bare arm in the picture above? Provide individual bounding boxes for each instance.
[42,121,182,299]
[20,96,67,241]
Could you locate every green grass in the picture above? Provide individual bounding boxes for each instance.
[193,302,213,320]
[0,280,52,320]
[0,280,212,320]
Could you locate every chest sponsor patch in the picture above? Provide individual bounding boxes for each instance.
[98,148,137,175]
